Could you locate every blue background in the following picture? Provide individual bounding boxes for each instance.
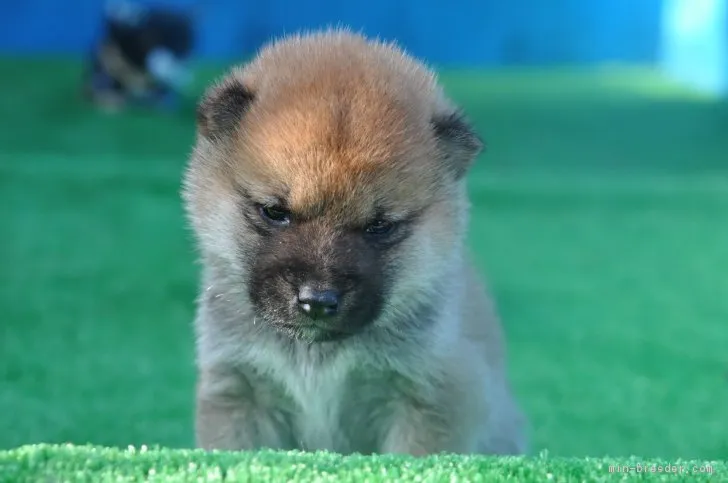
[0,0,664,66]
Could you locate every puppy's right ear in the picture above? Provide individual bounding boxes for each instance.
[196,78,255,141]
[431,110,484,180]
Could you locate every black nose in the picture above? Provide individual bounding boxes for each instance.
[297,286,340,320]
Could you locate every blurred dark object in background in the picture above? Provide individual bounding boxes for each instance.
[82,1,195,113]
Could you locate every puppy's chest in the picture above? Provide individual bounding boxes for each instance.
[262,353,387,453]
[286,362,347,451]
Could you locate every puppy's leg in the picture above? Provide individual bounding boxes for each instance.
[195,366,293,451]
[379,397,480,456]
[378,353,526,456]
[378,377,482,456]
[479,388,529,455]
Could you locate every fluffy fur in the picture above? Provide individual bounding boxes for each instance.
[182,29,527,455]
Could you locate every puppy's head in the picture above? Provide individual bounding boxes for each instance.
[184,30,482,343]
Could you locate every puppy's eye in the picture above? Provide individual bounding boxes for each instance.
[365,219,396,236]
[259,205,291,226]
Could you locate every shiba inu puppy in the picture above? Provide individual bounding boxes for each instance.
[183,29,527,456]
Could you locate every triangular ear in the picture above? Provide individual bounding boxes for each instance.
[431,110,484,180]
[196,78,256,141]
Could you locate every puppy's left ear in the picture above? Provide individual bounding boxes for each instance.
[431,110,484,180]
[196,76,256,142]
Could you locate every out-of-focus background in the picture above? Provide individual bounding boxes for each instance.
[1,0,727,461]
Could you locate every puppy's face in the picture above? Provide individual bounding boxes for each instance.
[184,32,482,342]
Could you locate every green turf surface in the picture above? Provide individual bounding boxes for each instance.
[1,58,727,480]
[0,445,723,482]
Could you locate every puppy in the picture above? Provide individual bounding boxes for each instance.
[183,29,527,456]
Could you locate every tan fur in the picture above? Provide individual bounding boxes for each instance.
[183,29,527,456]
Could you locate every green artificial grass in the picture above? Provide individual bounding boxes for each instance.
[1,57,727,480]
[0,445,724,482]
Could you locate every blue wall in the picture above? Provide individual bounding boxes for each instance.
[0,0,663,67]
